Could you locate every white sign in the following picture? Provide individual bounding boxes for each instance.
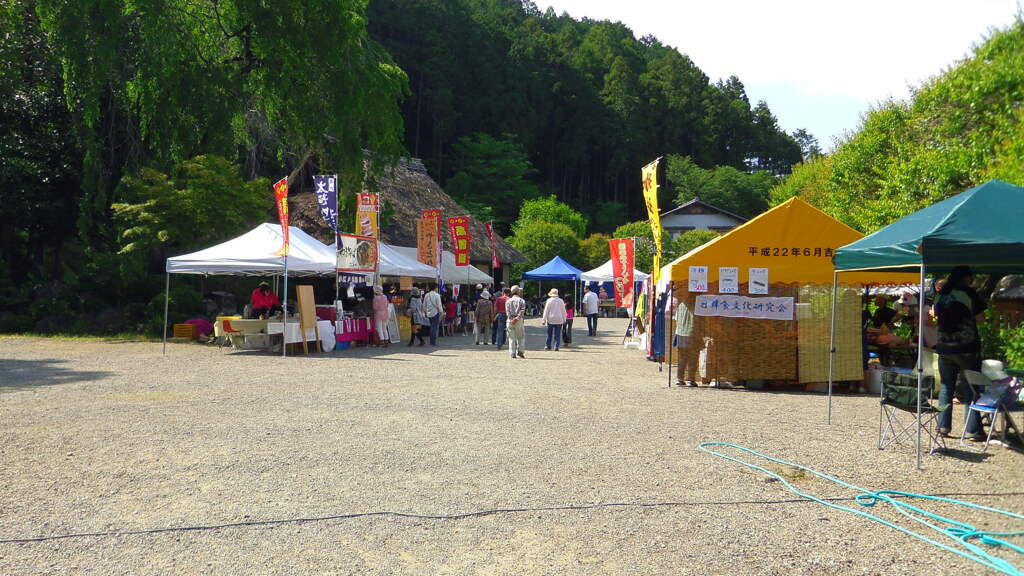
[748,267,769,294]
[694,295,794,321]
[688,266,708,292]
[719,267,739,294]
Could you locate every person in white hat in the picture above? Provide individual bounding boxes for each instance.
[474,290,494,345]
[541,288,566,351]
[506,285,527,358]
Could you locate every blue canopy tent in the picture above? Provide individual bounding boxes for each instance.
[522,256,583,310]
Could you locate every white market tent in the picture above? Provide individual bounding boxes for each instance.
[580,259,651,283]
[392,246,494,284]
[377,243,437,278]
[167,223,335,276]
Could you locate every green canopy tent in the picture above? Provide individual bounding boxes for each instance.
[827,179,1024,468]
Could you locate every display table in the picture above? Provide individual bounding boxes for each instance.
[336,317,374,344]
[267,320,335,347]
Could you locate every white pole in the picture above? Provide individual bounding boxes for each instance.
[162,272,170,355]
[916,264,926,470]
[282,255,289,358]
[827,270,838,424]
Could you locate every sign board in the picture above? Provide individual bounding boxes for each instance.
[399,276,413,291]
[749,267,769,294]
[688,266,708,292]
[336,233,378,272]
[719,267,739,294]
[694,294,794,321]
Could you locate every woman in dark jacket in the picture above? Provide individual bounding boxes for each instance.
[933,266,987,439]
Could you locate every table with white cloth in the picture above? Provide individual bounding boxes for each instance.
[267,320,336,351]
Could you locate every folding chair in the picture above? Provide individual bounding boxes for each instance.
[960,371,1024,452]
[879,373,946,454]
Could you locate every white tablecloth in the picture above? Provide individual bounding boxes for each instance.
[268,320,335,349]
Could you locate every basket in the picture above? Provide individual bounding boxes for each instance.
[172,323,198,340]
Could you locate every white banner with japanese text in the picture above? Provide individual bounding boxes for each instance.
[694,294,794,321]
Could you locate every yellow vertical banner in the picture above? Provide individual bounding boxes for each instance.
[641,157,663,284]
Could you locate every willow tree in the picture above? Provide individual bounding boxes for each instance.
[32,0,408,244]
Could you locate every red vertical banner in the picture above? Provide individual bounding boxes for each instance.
[485,221,500,269]
[447,216,471,266]
[609,238,635,308]
[273,177,290,256]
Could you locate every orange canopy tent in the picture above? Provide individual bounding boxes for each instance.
[664,197,918,286]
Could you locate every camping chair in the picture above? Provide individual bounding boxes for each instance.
[221,318,242,349]
[878,372,946,454]
[959,371,1024,452]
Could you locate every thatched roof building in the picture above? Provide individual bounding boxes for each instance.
[289,158,525,267]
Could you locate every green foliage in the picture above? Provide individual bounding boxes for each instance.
[579,233,612,270]
[666,155,775,218]
[112,156,271,255]
[667,229,719,261]
[1004,323,1024,371]
[445,133,540,232]
[773,19,1024,232]
[585,201,626,234]
[513,195,588,238]
[508,221,581,279]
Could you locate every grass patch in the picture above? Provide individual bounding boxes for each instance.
[768,465,810,483]
[0,332,160,342]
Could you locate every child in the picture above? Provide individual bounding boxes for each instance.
[444,297,458,336]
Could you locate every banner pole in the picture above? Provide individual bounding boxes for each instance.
[282,255,289,358]
[667,281,674,387]
[162,272,170,355]
[827,270,838,424]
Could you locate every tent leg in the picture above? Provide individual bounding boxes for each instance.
[162,272,170,356]
[282,257,289,358]
[916,265,926,470]
[827,271,838,424]
[668,282,674,387]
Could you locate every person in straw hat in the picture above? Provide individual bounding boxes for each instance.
[541,288,567,351]
[474,290,494,345]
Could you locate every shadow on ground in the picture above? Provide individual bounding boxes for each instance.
[0,359,112,392]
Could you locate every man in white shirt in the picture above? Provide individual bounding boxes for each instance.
[582,285,600,336]
[422,283,443,345]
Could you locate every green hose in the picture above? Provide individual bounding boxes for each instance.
[698,442,1024,575]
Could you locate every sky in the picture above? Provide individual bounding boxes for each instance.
[538,0,1020,151]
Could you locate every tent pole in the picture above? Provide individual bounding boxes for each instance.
[282,256,289,358]
[827,270,838,424]
[162,272,170,356]
[916,264,926,470]
[668,281,675,387]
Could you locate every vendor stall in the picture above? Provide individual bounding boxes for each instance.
[662,197,916,386]
[391,245,493,284]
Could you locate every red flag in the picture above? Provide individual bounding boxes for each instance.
[609,238,635,308]
[273,177,290,256]
[447,216,471,266]
[485,221,500,269]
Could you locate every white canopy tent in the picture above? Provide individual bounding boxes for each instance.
[580,260,651,283]
[391,246,494,284]
[167,223,336,276]
[376,243,437,278]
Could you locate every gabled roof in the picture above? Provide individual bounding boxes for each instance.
[660,197,748,223]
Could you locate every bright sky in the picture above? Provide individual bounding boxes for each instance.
[539,0,1020,150]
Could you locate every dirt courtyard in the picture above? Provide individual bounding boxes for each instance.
[1,318,1022,575]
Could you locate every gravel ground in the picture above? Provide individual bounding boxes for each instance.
[1,318,1022,575]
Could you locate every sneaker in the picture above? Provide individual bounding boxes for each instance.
[687,381,698,387]
[966,433,988,442]
[554,347,559,351]
[545,347,551,351]
[517,352,525,358]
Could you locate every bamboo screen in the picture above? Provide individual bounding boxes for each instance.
[797,284,863,383]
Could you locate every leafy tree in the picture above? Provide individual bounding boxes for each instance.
[513,195,587,238]
[585,201,627,234]
[112,156,271,257]
[666,155,774,218]
[508,220,581,278]
[791,128,823,162]
[579,233,612,270]
[667,229,718,260]
[445,133,541,233]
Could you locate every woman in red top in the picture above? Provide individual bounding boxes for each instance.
[250,281,282,318]
[444,297,458,336]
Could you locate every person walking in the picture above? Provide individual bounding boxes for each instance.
[506,285,527,358]
[372,286,390,347]
[423,283,443,346]
[474,290,494,345]
[582,285,600,336]
[933,266,988,440]
[562,296,575,347]
[406,288,427,346]
[541,288,567,351]
[493,288,509,348]
[673,297,699,386]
